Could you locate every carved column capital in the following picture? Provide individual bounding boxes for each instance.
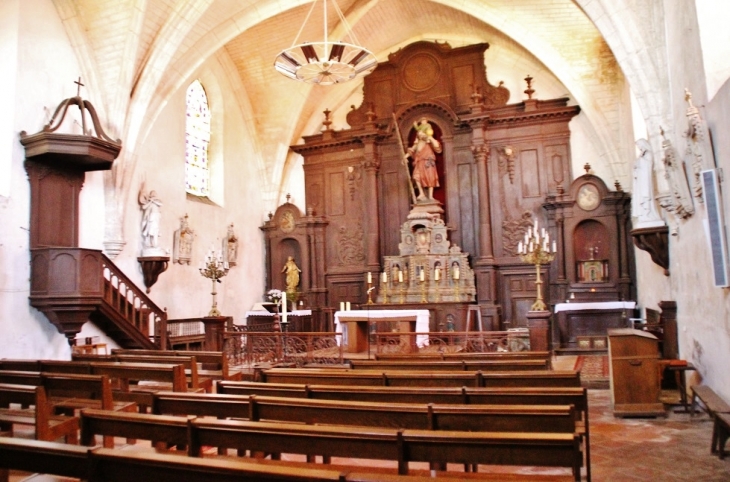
[471,144,490,163]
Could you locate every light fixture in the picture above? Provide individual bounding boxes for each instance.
[274,0,377,85]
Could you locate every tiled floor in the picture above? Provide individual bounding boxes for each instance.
[7,356,730,481]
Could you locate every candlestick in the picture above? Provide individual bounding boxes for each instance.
[519,226,556,311]
[282,294,287,325]
[367,271,372,284]
[382,271,388,283]
[398,271,403,283]
[381,272,389,304]
[420,269,427,303]
[434,268,440,281]
[199,249,230,316]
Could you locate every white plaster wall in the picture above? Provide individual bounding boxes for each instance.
[660,0,730,400]
[110,54,267,325]
[0,0,86,359]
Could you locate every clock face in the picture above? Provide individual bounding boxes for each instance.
[279,210,295,233]
[577,183,600,211]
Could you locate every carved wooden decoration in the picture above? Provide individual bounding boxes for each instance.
[286,40,581,331]
[659,127,694,219]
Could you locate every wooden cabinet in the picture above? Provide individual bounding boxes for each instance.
[607,328,665,417]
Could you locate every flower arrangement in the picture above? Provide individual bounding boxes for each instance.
[267,289,283,306]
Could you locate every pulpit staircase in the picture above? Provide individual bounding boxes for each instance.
[29,248,168,349]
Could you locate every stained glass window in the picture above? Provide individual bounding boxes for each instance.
[185,80,211,196]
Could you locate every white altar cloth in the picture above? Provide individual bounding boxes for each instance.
[334,309,430,347]
[553,301,635,313]
[245,310,312,318]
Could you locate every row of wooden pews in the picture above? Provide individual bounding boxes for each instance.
[1,350,589,481]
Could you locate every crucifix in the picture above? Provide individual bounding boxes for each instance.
[74,77,84,97]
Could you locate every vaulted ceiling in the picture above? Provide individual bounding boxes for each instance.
[55,0,630,207]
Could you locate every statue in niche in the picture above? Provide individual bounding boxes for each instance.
[281,256,301,294]
[631,139,664,228]
[225,223,238,267]
[405,117,441,202]
[138,183,165,256]
[173,214,194,265]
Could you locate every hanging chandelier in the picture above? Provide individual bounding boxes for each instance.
[274,0,378,85]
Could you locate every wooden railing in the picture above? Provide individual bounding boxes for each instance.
[100,253,167,348]
[224,331,344,367]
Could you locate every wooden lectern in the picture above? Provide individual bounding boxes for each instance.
[607,328,665,417]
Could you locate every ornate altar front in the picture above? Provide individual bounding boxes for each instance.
[554,301,636,352]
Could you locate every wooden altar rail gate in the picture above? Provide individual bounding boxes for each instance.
[223,331,344,367]
[373,330,530,355]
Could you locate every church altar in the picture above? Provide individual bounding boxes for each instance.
[553,301,636,352]
[334,309,430,352]
[245,310,313,332]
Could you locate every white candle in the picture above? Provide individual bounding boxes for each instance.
[420,269,425,282]
[527,228,532,239]
[518,241,523,254]
[398,271,403,283]
[282,295,287,324]
[367,272,372,284]
[534,219,538,231]
[552,240,557,253]
[435,268,440,281]
[382,271,388,283]
[541,228,546,238]
[346,301,351,311]
[340,302,345,312]
[453,266,460,280]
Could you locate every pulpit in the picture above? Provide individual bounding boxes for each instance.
[608,328,665,417]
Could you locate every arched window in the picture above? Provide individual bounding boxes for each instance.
[185,80,211,196]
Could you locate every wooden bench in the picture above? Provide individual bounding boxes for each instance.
[374,350,552,361]
[0,384,78,444]
[77,409,582,480]
[111,349,243,381]
[346,359,549,371]
[89,362,188,411]
[73,353,211,392]
[0,436,576,482]
[259,368,581,388]
[152,391,578,435]
[690,385,730,455]
[217,382,591,481]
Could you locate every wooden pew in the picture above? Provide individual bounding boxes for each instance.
[89,362,188,411]
[374,350,552,362]
[259,368,581,388]
[78,409,581,480]
[0,437,89,482]
[346,359,549,371]
[217,381,592,481]
[0,360,41,372]
[111,349,242,381]
[0,384,78,443]
[0,436,576,482]
[73,353,211,392]
[151,392,578,435]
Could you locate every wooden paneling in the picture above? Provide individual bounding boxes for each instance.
[520,149,541,198]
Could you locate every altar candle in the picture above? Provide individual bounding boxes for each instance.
[340,302,345,312]
[282,295,287,324]
[534,219,538,231]
[398,271,403,283]
[346,301,351,311]
[541,228,546,238]
[453,266,460,280]
[552,240,557,253]
[420,269,425,282]
[435,268,440,281]
[518,241,523,254]
[382,271,388,283]
[367,272,372,284]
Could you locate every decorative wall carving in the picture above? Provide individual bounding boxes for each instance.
[502,211,535,256]
[224,223,238,267]
[346,165,361,201]
[336,222,365,266]
[683,89,714,202]
[497,146,516,184]
[660,128,694,219]
[173,214,194,265]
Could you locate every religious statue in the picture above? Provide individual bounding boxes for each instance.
[138,183,165,256]
[225,223,238,267]
[281,256,301,293]
[632,139,664,228]
[173,214,194,264]
[405,117,441,202]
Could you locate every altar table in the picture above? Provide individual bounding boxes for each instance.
[553,301,636,351]
[334,310,430,352]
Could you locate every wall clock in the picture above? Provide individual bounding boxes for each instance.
[577,183,600,211]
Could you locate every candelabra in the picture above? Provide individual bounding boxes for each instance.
[518,221,556,312]
[199,249,229,316]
